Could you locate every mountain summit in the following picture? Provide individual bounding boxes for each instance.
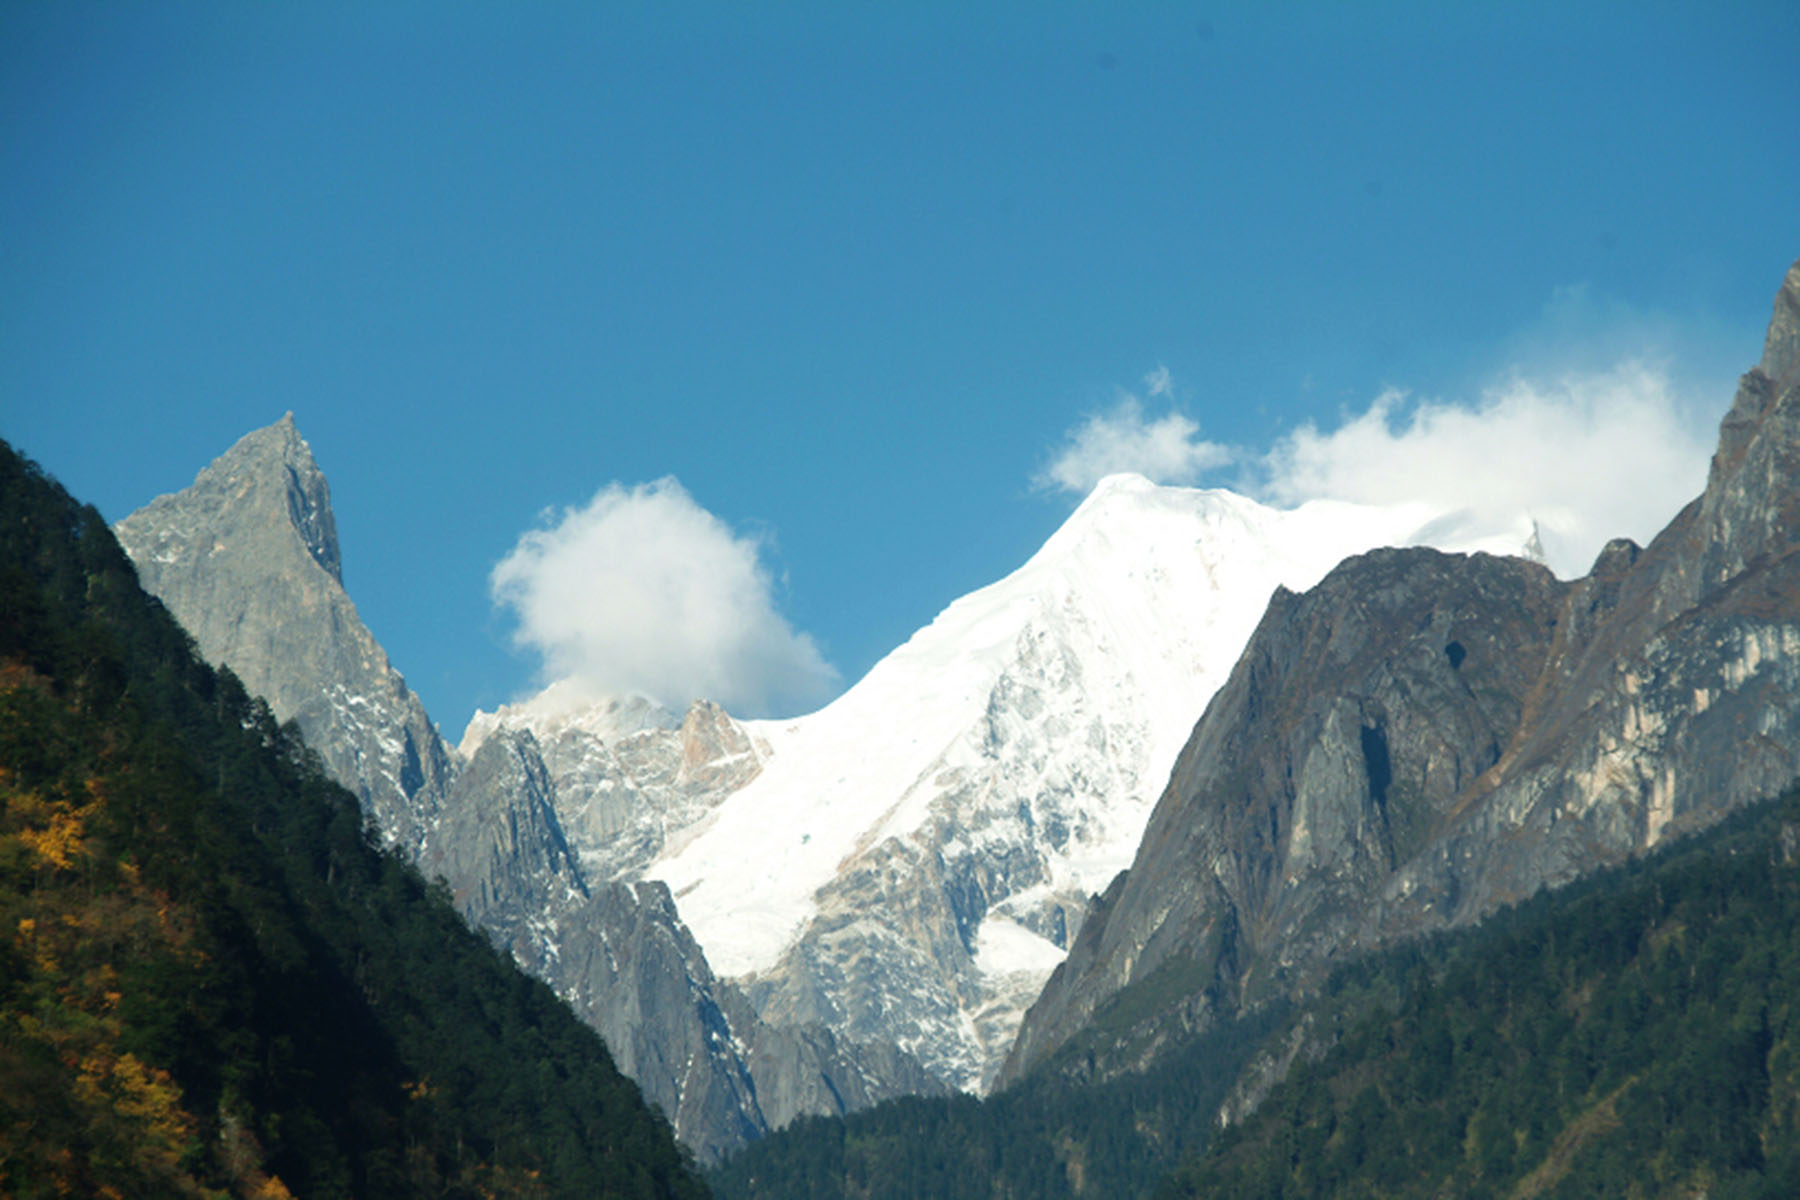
[116,415,453,848]
[1005,255,1800,1086]
[115,416,941,1160]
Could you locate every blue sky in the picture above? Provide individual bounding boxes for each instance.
[5,3,1798,731]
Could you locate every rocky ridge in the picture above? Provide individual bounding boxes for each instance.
[1003,257,1800,1089]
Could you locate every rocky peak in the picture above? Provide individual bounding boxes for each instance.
[269,412,342,583]
[204,412,342,583]
[1695,259,1800,588]
[117,415,898,1163]
[1762,259,1800,386]
[115,412,339,585]
[116,414,451,849]
[678,699,764,785]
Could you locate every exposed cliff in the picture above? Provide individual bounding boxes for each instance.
[114,415,454,850]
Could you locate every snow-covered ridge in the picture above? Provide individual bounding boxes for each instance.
[649,475,1536,980]
[462,680,678,756]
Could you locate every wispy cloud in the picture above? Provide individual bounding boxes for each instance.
[491,478,837,717]
[1036,354,1715,579]
[1035,379,1231,495]
[1256,362,1713,576]
[1143,363,1174,398]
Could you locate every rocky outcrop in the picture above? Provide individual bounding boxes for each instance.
[114,415,453,850]
[424,728,586,933]
[1003,257,1800,1087]
[533,700,770,884]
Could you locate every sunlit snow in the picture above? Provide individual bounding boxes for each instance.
[649,474,1535,981]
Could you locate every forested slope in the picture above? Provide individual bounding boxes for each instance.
[708,1001,1284,1200]
[0,438,707,1198]
[1160,785,1800,1199]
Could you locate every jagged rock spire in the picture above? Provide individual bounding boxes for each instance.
[116,415,450,847]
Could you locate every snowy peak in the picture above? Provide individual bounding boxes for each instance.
[467,468,1544,1093]
[638,477,1544,1089]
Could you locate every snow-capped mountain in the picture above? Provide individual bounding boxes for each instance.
[1007,257,1800,1090]
[492,473,1538,1091]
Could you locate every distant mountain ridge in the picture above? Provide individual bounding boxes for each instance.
[122,284,1728,1153]
[120,408,1549,1142]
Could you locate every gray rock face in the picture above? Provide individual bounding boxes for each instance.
[114,415,453,850]
[425,729,586,932]
[1004,550,1568,1081]
[418,724,772,1164]
[1003,257,1800,1088]
[543,880,766,1165]
[533,700,770,885]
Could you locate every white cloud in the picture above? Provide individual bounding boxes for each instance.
[1255,361,1714,577]
[1143,364,1174,398]
[1036,392,1232,495]
[491,478,837,717]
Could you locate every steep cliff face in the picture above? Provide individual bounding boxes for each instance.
[114,415,453,850]
[424,728,587,933]
[1004,257,1800,1086]
[541,880,766,1165]
[1004,550,1569,1079]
